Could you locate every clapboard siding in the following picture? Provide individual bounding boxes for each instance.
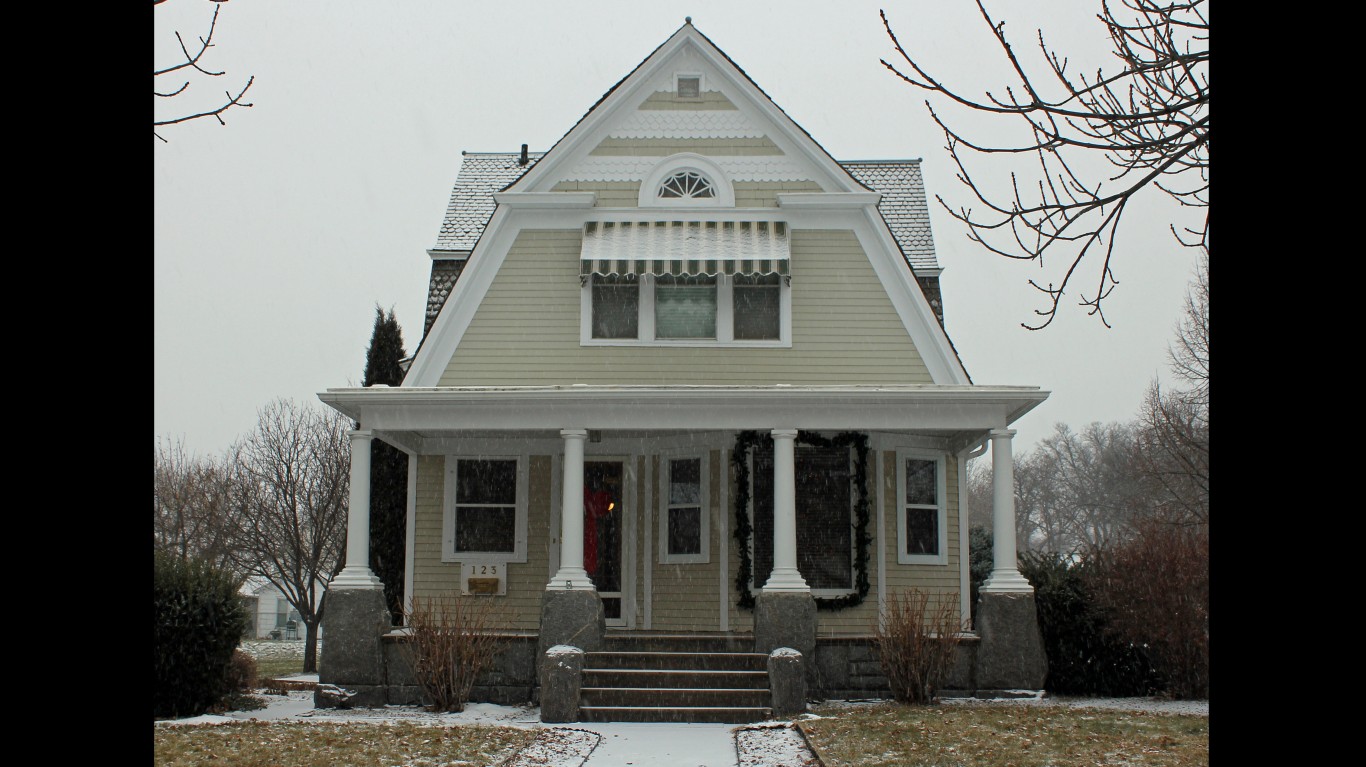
[438,229,931,386]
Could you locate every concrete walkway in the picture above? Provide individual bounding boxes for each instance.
[577,722,738,766]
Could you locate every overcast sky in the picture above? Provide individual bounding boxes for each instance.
[154,0,1204,459]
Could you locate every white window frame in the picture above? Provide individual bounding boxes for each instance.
[675,72,704,99]
[639,154,735,207]
[896,449,948,565]
[441,455,529,564]
[580,272,791,348]
[658,452,710,565]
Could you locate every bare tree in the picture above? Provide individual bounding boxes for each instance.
[154,0,254,143]
[229,399,350,672]
[154,437,241,576]
[881,1,1209,328]
[1135,253,1208,525]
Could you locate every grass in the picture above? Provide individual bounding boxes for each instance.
[153,721,538,767]
[800,701,1208,767]
[253,656,306,681]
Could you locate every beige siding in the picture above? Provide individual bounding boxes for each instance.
[410,454,553,631]
[638,90,738,110]
[589,137,783,156]
[551,181,641,207]
[875,449,963,630]
[439,229,931,386]
[649,449,725,631]
[733,181,824,207]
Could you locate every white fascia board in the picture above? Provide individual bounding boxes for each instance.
[491,192,597,209]
[427,249,470,260]
[851,205,972,384]
[777,192,883,208]
[319,385,1048,435]
[507,28,699,194]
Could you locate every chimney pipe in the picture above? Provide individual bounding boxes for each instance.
[519,144,528,166]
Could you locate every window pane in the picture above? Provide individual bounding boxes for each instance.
[669,458,701,505]
[457,459,517,504]
[733,276,780,340]
[592,276,639,339]
[677,76,700,98]
[456,506,516,552]
[668,506,702,555]
[906,507,938,555]
[905,459,937,505]
[656,276,716,338]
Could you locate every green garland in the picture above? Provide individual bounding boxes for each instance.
[731,430,871,611]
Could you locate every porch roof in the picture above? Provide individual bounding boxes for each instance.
[319,384,1047,454]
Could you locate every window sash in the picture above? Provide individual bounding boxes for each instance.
[591,276,639,339]
[445,457,525,560]
[655,276,717,339]
[897,451,947,565]
[733,276,781,340]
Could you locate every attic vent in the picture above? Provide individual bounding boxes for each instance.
[677,75,700,98]
[658,170,714,200]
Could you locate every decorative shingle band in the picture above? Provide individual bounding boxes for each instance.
[579,220,790,283]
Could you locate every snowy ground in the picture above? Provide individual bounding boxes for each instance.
[181,641,1206,766]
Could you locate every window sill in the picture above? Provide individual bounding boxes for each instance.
[582,338,790,348]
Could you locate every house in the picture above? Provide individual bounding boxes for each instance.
[241,577,325,640]
[318,20,1048,719]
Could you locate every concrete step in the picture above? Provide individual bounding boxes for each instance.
[603,632,755,654]
[580,686,771,708]
[578,705,772,723]
[582,668,769,690]
[585,651,767,671]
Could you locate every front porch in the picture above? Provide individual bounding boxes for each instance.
[317,384,1049,719]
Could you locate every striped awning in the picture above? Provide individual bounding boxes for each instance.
[580,221,790,282]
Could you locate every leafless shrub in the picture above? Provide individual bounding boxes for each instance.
[223,648,258,692]
[1087,520,1208,698]
[872,590,964,705]
[401,596,510,712]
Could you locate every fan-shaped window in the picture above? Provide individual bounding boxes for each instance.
[658,171,715,200]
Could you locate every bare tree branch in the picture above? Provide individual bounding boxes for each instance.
[881,0,1208,328]
[154,1,254,143]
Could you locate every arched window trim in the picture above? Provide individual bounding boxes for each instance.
[638,153,735,207]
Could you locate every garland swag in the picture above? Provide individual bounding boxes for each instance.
[731,430,872,611]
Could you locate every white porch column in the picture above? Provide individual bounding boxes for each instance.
[548,428,595,590]
[982,428,1033,593]
[332,429,383,589]
[763,428,810,592]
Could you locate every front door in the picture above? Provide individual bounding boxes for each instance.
[584,460,628,626]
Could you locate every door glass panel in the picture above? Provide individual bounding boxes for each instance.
[584,461,623,620]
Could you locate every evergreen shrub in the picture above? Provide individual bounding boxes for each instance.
[1019,551,1159,696]
[153,552,249,718]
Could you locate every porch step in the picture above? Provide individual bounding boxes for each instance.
[603,631,755,654]
[579,705,772,723]
[580,640,771,722]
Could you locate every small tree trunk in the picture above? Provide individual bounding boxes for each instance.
[303,619,320,672]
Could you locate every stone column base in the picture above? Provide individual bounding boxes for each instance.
[538,590,605,661]
[317,588,392,708]
[975,591,1047,690]
[754,591,816,657]
[540,645,585,723]
[768,648,807,717]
